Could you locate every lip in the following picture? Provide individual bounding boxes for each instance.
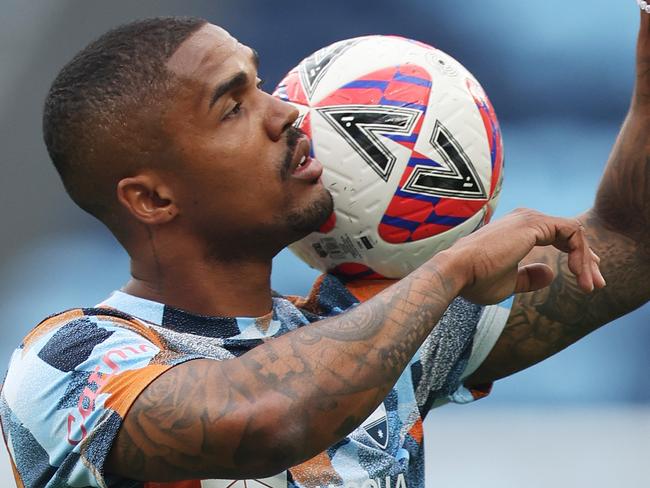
[291,136,312,171]
[291,137,323,181]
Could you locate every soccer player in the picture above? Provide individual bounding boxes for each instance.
[0,8,647,488]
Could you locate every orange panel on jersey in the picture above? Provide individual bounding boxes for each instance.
[101,365,171,417]
[344,279,397,303]
[95,311,167,350]
[8,454,25,488]
[22,309,84,354]
[467,383,493,400]
[291,451,343,487]
[289,275,327,315]
[408,418,424,445]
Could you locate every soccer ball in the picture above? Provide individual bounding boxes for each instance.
[274,36,504,280]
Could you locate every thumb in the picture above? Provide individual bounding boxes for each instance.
[514,263,555,294]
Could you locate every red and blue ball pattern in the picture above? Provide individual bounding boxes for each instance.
[275,40,503,280]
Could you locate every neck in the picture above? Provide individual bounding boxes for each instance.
[124,250,275,318]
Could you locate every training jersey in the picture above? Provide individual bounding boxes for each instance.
[1,274,511,488]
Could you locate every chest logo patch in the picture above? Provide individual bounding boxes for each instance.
[200,471,286,487]
[361,403,389,450]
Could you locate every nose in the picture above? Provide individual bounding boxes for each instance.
[265,93,299,142]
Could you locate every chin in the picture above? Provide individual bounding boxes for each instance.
[286,187,334,239]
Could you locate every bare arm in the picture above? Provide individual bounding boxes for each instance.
[466,12,650,386]
[106,211,600,482]
[106,262,458,481]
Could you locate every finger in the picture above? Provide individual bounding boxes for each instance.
[592,259,607,289]
[571,254,594,293]
[591,249,601,264]
[518,214,602,293]
[564,225,598,293]
[542,218,584,253]
[514,263,555,294]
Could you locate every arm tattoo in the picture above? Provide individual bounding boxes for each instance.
[468,178,650,385]
[106,261,459,481]
[467,18,650,385]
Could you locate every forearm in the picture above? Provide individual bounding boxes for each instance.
[108,252,463,480]
[466,14,650,386]
[594,11,650,240]
[468,133,650,385]
[108,210,600,481]
[224,261,459,469]
[466,213,649,385]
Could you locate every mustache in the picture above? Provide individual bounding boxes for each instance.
[280,126,306,181]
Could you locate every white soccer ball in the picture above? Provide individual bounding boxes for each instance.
[274,36,504,280]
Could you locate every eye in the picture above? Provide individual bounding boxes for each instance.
[223,102,242,120]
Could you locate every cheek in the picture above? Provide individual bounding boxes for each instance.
[177,133,288,211]
[221,158,284,196]
[207,168,286,218]
[219,152,287,196]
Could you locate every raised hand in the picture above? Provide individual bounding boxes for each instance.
[439,208,606,305]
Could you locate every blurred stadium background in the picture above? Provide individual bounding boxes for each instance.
[0,1,648,486]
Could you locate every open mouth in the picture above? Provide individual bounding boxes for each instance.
[291,136,323,182]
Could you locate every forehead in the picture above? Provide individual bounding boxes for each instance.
[166,23,253,81]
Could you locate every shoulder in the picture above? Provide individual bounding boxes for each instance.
[2,307,171,417]
[2,308,169,406]
[14,307,165,368]
[0,308,173,488]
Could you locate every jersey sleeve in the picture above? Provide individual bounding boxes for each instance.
[417,296,513,412]
[329,275,513,413]
[0,312,198,488]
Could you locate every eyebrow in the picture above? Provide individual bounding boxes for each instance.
[209,71,249,109]
[208,49,260,110]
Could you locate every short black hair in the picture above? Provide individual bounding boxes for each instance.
[43,16,207,220]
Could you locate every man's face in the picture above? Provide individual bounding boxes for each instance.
[161,24,332,257]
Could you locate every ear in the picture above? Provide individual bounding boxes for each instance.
[116,173,179,225]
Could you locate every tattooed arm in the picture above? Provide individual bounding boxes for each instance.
[465,12,650,387]
[105,211,600,482]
